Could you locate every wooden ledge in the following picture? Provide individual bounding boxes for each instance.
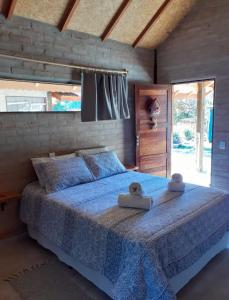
[125,165,139,171]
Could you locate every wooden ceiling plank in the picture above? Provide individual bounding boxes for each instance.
[132,0,171,48]
[58,0,80,32]
[101,0,132,42]
[6,0,17,19]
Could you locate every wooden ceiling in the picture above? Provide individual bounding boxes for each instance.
[1,0,197,49]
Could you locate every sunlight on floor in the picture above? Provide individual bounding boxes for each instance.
[171,150,211,187]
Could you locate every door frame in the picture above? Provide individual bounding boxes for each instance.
[170,78,216,185]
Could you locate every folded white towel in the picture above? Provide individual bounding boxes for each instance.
[129,182,144,196]
[168,173,185,192]
[118,194,152,210]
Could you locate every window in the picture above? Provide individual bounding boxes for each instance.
[0,79,81,112]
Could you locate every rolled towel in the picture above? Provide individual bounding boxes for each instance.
[168,181,185,192]
[168,173,185,192]
[118,194,152,210]
[129,182,144,196]
[171,173,183,183]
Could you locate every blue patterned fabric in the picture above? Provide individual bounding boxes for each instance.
[83,151,126,179]
[20,172,229,300]
[33,156,94,193]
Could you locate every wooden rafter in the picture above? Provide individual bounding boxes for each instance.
[132,0,171,48]
[6,0,17,19]
[101,0,132,42]
[58,0,80,32]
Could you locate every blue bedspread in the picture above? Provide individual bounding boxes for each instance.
[20,172,229,300]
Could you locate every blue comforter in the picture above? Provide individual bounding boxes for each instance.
[20,172,229,300]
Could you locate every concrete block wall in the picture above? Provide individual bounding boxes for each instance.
[0,15,154,191]
[157,0,229,190]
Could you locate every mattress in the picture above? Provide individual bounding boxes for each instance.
[20,171,229,300]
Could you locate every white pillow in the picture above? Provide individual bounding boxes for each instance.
[76,146,108,156]
[31,153,76,164]
[31,157,51,164]
[53,153,76,159]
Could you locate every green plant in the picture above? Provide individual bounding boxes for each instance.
[173,99,196,125]
[173,132,181,144]
[184,129,194,141]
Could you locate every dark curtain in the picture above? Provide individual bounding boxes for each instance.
[81,72,130,121]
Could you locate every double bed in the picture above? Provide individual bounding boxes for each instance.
[20,171,229,300]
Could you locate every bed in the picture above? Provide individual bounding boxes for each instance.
[20,171,229,300]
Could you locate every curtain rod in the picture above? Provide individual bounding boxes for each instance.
[0,53,128,75]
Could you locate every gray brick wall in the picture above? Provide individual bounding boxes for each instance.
[0,16,154,191]
[157,0,229,190]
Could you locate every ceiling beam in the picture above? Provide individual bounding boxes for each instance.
[58,0,80,32]
[132,0,171,48]
[6,0,17,19]
[101,0,132,42]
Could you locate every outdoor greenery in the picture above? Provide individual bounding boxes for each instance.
[184,129,194,141]
[173,99,196,125]
[173,130,194,145]
[173,87,213,154]
[173,99,196,146]
[173,132,181,144]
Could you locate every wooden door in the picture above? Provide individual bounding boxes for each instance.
[135,84,172,177]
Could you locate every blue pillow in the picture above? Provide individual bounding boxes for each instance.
[33,156,94,193]
[83,151,126,180]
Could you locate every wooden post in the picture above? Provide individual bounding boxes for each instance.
[196,82,205,172]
